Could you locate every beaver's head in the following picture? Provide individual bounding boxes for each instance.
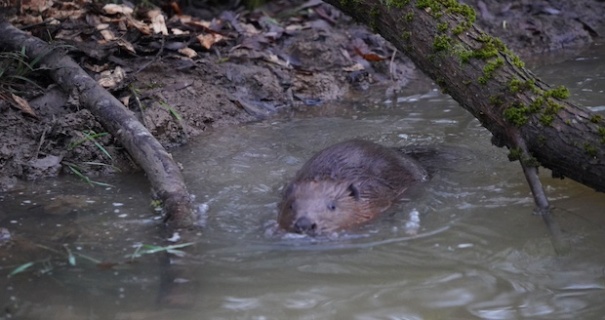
[277,180,375,236]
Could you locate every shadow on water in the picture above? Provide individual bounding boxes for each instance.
[2,41,605,319]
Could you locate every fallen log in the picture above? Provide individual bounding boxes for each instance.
[322,0,605,252]
[323,0,605,191]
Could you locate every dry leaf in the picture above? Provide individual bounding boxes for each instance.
[171,28,188,35]
[241,23,261,35]
[187,19,211,30]
[342,63,365,72]
[99,29,115,41]
[21,0,53,12]
[285,24,305,33]
[45,8,85,20]
[53,29,82,41]
[168,0,182,15]
[103,4,133,15]
[352,43,386,62]
[340,48,351,60]
[178,47,197,58]
[148,9,168,35]
[11,93,38,119]
[18,15,43,25]
[84,62,110,73]
[175,14,192,24]
[98,66,126,88]
[196,33,224,50]
[127,16,152,35]
[116,39,136,55]
[120,95,131,106]
[47,18,60,25]
[361,53,385,62]
[265,53,291,68]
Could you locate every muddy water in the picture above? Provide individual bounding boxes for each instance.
[2,46,605,319]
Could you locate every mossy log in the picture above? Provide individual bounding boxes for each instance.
[323,0,605,193]
[0,21,196,228]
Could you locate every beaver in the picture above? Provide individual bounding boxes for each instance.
[278,139,428,236]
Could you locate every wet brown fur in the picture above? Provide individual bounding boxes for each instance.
[278,139,427,235]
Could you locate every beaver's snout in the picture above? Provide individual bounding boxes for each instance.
[293,216,317,234]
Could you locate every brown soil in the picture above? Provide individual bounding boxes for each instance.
[1,0,604,191]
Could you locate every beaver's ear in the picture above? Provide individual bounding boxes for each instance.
[283,183,294,196]
[347,183,360,200]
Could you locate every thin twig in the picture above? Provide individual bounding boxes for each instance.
[133,35,165,76]
[389,48,397,81]
[34,125,48,159]
[512,132,569,254]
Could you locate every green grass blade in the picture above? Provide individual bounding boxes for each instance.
[8,262,34,277]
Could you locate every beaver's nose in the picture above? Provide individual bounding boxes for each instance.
[293,216,317,234]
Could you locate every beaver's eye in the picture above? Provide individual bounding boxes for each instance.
[327,202,336,211]
[347,184,360,200]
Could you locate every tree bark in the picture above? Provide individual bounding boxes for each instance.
[323,0,605,192]
[0,21,196,228]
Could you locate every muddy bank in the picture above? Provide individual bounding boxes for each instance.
[1,0,604,191]
[469,0,604,55]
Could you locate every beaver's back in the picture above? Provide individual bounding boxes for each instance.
[295,139,427,198]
